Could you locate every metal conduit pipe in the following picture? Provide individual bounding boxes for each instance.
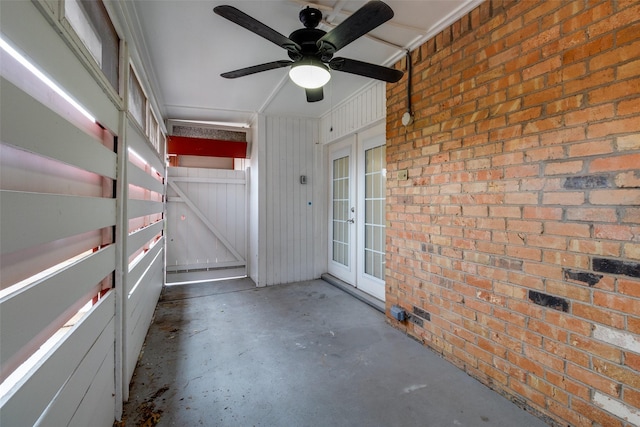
[401,50,414,126]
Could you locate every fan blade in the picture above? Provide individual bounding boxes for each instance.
[317,1,394,56]
[306,87,324,102]
[329,57,403,83]
[214,5,301,53]
[221,60,294,78]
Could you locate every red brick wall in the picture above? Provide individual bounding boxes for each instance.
[385,1,640,425]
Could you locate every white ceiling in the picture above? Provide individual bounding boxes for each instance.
[124,0,480,125]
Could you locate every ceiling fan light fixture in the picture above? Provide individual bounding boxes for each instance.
[289,57,331,89]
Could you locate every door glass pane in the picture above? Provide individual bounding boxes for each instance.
[332,156,350,266]
[364,146,386,280]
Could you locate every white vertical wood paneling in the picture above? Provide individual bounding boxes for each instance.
[319,81,386,145]
[313,132,327,278]
[292,119,301,281]
[285,118,294,280]
[247,115,264,284]
[263,116,325,285]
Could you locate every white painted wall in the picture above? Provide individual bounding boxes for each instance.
[319,81,387,145]
[248,82,387,287]
[248,115,327,286]
[177,155,234,169]
[247,115,264,284]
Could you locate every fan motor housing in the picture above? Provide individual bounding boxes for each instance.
[288,28,327,60]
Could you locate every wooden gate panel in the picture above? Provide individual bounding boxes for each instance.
[166,167,246,272]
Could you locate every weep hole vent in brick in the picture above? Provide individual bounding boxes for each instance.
[408,306,431,327]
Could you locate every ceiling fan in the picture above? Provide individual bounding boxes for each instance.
[213,1,404,102]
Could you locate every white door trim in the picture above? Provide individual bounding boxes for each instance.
[356,123,386,301]
[326,122,386,301]
[327,136,356,285]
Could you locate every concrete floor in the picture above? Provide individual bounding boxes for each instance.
[121,278,549,427]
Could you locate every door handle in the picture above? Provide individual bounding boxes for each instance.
[346,218,355,224]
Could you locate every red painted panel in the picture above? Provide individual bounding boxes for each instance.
[168,135,247,158]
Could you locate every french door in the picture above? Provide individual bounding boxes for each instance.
[328,124,386,301]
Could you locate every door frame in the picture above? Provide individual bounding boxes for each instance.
[327,135,357,285]
[327,122,386,301]
[355,124,386,301]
